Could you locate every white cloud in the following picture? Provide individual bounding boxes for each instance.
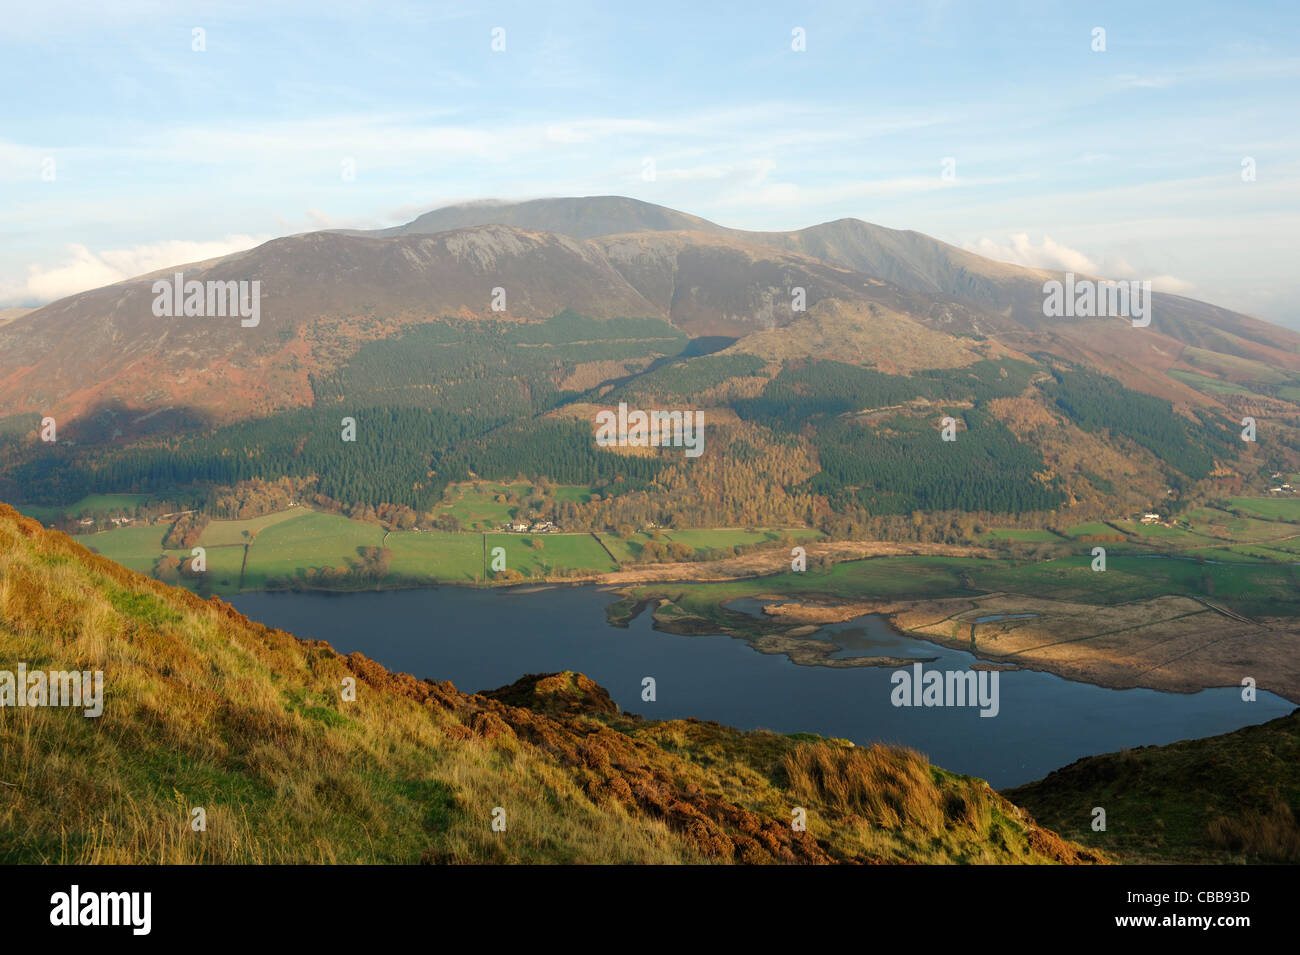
[0,235,269,306]
[964,233,1194,294]
[1149,274,1196,294]
[967,233,1100,273]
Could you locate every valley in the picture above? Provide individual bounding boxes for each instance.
[5,196,1300,868]
[20,483,1298,705]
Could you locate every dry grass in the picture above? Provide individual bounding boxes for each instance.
[0,504,1099,864]
[1208,801,1300,862]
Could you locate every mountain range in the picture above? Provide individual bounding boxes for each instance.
[2,196,1298,520]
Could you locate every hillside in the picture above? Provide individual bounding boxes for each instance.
[374,197,1300,365]
[5,196,1300,528]
[1008,709,1300,864]
[0,502,1101,864]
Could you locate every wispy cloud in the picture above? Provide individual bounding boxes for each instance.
[0,235,269,305]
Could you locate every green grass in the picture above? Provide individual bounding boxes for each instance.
[240,512,385,589]
[1063,522,1118,538]
[81,525,168,575]
[1225,496,1300,522]
[485,533,617,576]
[662,527,823,552]
[384,530,484,583]
[15,493,149,523]
[599,531,656,562]
[439,482,532,530]
[980,527,1060,542]
[198,508,306,546]
[67,500,1300,617]
[436,481,592,531]
[1110,520,1219,547]
[619,548,1300,632]
[1181,507,1296,542]
[980,554,1300,613]
[1009,711,1300,863]
[1167,368,1265,398]
[551,486,593,504]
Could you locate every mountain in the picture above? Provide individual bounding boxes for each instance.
[0,307,31,328]
[371,198,1300,409]
[4,195,1300,521]
[375,197,1300,361]
[0,227,663,422]
[0,213,1000,421]
[357,195,728,240]
[1008,708,1300,863]
[0,502,1100,864]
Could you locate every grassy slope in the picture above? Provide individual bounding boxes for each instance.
[1008,710,1300,864]
[0,503,1099,865]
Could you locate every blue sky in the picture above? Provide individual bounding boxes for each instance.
[3,0,1298,325]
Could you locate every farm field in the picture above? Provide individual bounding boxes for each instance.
[241,512,386,590]
[661,527,823,550]
[385,529,483,583]
[1063,522,1121,539]
[1110,520,1219,548]
[598,531,656,562]
[65,500,1300,618]
[16,493,151,523]
[198,507,307,546]
[485,532,618,576]
[436,482,593,531]
[980,528,1060,542]
[82,524,167,575]
[1224,496,1300,522]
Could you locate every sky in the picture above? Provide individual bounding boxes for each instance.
[2,0,1298,325]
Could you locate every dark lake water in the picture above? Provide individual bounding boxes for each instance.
[232,585,1295,788]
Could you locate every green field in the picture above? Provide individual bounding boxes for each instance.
[16,493,150,523]
[436,482,593,531]
[198,507,307,546]
[980,527,1060,543]
[82,524,167,575]
[598,531,656,562]
[486,533,617,576]
[240,512,385,589]
[1111,520,1219,548]
[617,549,1300,633]
[385,530,484,583]
[664,527,822,550]
[1166,368,1264,398]
[598,527,821,562]
[68,497,1300,615]
[1063,522,1119,538]
[1225,496,1300,522]
[83,511,630,592]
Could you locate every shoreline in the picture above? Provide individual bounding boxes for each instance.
[226,572,1300,706]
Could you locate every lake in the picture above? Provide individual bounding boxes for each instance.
[232,584,1295,788]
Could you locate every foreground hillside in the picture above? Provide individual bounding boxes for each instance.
[1009,710,1300,863]
[0,503,1100,864]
